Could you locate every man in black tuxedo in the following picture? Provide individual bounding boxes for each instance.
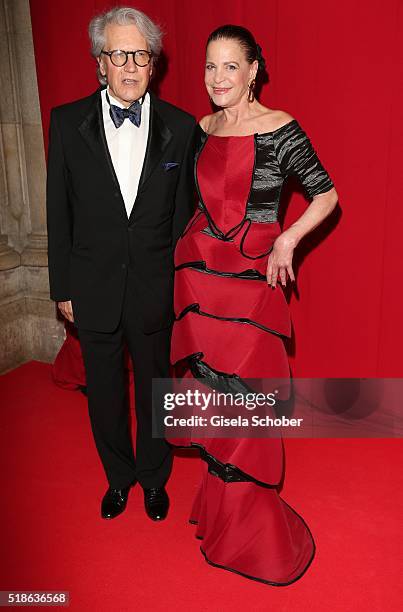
[46,7,196,520]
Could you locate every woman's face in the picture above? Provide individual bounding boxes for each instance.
[205,38,257,108]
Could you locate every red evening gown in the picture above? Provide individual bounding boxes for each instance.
[169,121,334,585]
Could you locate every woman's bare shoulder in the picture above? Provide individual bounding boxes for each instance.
[199,112,221,134]
[257,109,295,132]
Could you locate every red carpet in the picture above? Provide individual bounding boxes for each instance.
[0,361,401,611]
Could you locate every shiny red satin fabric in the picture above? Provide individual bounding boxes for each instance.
[197,135,255,236]
[190,464,315,586]
[169,135,314,584]
[52,323,86,390]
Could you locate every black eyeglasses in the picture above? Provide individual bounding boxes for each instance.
[101,49,153,67]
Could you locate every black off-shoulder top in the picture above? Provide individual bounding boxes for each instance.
[195,119,334,223]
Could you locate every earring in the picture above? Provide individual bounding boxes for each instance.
[248,79,256,102]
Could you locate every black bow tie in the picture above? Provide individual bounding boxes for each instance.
[106,91,142,128]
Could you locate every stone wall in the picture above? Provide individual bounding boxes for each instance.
[0,0,64,373]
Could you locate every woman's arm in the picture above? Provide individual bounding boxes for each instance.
[267,187,339,287]
[267,116,339,287]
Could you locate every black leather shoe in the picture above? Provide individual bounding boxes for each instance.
[143,487,169,521]
[101,485,133,519]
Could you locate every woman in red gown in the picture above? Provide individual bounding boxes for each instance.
[168,25,338,585]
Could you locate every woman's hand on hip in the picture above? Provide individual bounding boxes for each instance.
[266,233,297,288]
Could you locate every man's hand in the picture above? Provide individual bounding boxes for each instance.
[58,300,74,322]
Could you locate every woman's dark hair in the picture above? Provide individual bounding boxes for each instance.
[206,24,266,72]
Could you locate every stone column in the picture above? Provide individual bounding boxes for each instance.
[0,0,64,373]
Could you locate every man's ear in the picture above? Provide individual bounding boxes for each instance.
[97,56,106,77]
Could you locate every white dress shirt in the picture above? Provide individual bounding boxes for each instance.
[101,87,150,218]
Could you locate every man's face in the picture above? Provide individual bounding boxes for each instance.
[98,23,152,106]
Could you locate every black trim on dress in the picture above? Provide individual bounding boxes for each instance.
[175,260,266,281]
[175,303,287,338]
[198,526,316,588]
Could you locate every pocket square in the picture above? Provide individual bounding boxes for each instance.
[163,162,179,171]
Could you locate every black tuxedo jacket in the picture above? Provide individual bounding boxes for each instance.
[46,88,196,333]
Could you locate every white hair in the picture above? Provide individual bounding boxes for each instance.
[88,6,163,85]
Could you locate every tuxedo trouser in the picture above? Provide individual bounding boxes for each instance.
[77,273,173,490]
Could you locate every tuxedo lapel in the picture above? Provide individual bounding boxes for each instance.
[137,93,172,194]
[77,90,172,223]
[78,90,127,219]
